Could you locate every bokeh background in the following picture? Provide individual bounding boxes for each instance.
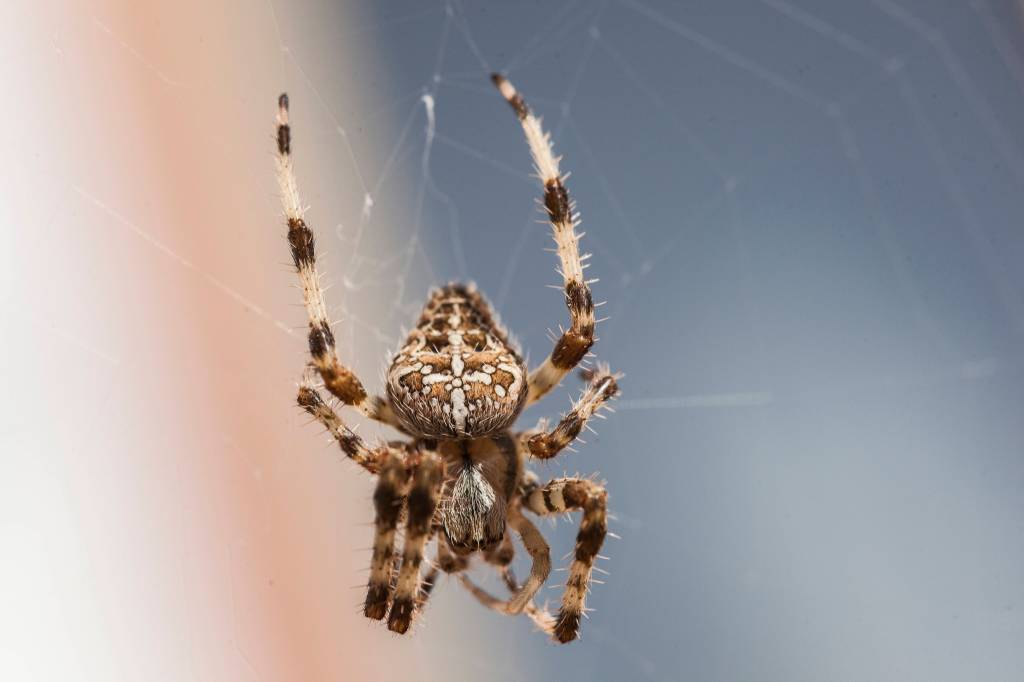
[3,1,1024,680]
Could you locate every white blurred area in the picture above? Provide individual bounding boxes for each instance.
[0,2,486,680]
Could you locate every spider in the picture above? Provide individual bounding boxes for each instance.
[274,74,620,644]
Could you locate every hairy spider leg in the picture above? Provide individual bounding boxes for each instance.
[388,452,444,633]
[276,93,404,430]
[524,477,608,642]
[297,371,404,474]
[364,452,409,619]
[524,366,620,460]
[492,75,596,407]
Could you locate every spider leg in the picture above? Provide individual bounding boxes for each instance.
[500,565,557,634]
[364,452,409,620]
[487,531,558,632]
[457,572,508,612]
[416,564,440,611]
[505,509,551,614]
[457,573,556,635]
[387,451,444,634]
[275,94,405,432]
[523,477,608,643]
[455,506,551,618]
[408,533,468,619]
[457,543,557,635]
[410,528,452,613]
[521,365,620,460]
[296,371,405,474]
[451,531,513,607]
[492,75,596,407]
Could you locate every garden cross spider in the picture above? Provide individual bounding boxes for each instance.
[275,74,620,643]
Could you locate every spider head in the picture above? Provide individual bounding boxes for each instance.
[385,349,528,438]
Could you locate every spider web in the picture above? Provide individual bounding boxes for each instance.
[258,2,1024,679]
[342,5,1024,682]
[6,1,1024,681]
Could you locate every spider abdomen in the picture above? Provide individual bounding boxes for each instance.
[386,283,527,438]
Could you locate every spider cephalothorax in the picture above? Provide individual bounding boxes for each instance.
[276,75,621,643]
[385,283,528,439]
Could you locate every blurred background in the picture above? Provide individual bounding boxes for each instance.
[3,1,1024,680]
